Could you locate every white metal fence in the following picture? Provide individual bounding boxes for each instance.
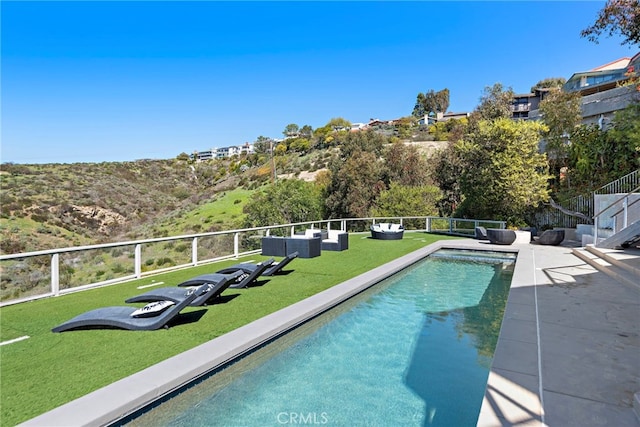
[0,216,505,307]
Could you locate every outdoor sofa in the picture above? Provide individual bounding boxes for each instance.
[321,230,349,251]
[535,229,565,246]
[486,228,517,245]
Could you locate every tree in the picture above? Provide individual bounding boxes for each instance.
[383,142,430,187]
[176,152,190,161]
[340,129,387,159]
[372,182,441,218]
[288,138,311,153]
[299,125,314,139]
[324,150,385,219]
[326,117,351,131]
[581,0,640,46]
[455,118,550,224]
[283,123,300,138]
[243,179,323,227]
[253,136,273,154]
[538,88,582,184]
[606,102,640,173]
[473,83,515,122]
[567,103,640,190]
[530,77,566,93]
[274,143,288,156]
[430,143,464,216]
[412,88,450,118]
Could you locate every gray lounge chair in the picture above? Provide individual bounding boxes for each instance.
[52,285,207,332]
[263,252,298,276]
[214,258,275,288]
[124,271,243,306]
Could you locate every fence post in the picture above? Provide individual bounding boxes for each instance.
[623,196,628,229]
[51,253,60,296]
[234,233,240,258]
[426,217,431,232]
[290,226,295,236]
[192,237,198,266]
[449,218,453,233]
[135,244,142,278]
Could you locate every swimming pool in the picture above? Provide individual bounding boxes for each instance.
[120,248,515,426]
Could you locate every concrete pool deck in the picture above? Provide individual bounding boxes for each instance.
[21,239,640,426]
[477,241,640,427]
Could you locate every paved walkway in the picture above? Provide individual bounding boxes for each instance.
[478,242,640,426]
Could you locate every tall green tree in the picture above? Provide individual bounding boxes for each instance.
[473,83,515,122]
[283,123,300,138]
[455,118,550,224]
[581,0,640,46]
[538,88,582,183]
[324,150,385,219]
[383,142,430,186]
[412,88,450,118]
[430,143,464,216]
[243,179,322,227]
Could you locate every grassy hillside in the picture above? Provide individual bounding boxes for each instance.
[0,159,263,254]
[0,149,336,255]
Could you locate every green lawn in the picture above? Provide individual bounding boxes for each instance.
[0,233,460,426]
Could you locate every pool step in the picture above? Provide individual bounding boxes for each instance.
[572,245,640,291]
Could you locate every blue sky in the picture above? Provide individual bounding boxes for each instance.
[1,1,635,164]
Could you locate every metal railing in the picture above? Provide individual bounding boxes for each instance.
[0,216,505,307]
[538,169,640,229]
[534,193,592,228]
[594,169,640,195]
[593,185,640,244]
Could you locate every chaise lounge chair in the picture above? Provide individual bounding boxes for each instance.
[52,284,208,332]
[214,258,275,288]
[262,252,298,276]
[124,271,243,306]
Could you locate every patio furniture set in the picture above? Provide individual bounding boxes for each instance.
[475,226,565,246]
[261,229,349,258]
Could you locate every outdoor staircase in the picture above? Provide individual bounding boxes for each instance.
[572,244,640,291]
[596,220,640,249]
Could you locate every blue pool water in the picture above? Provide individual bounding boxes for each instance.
[124,249,515,427]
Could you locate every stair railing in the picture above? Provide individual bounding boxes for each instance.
[593,184,640,245]
[594,169,639,195]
